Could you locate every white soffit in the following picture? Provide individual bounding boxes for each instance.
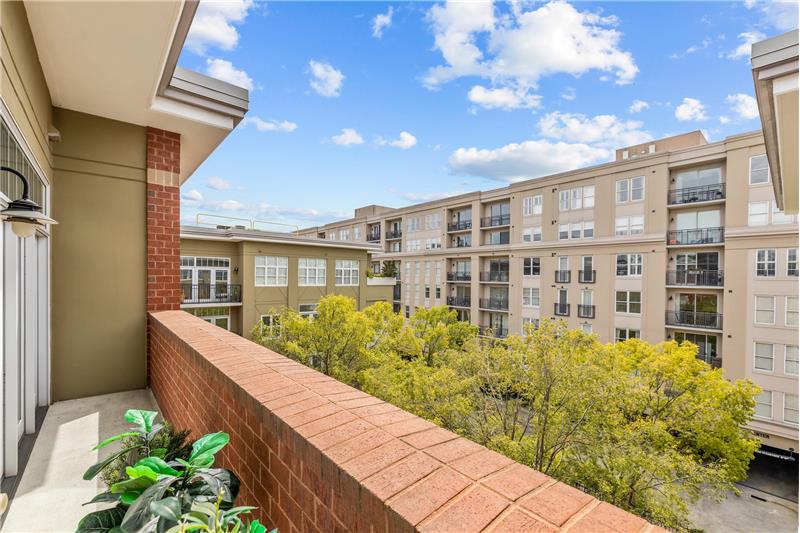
[23,0,245,183]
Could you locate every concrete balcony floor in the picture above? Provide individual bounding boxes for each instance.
[2,389,157,533]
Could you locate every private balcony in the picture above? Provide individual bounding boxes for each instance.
[180,284,242,306]
[447,220,472,232]
[479,325,508,338]
[577,304,595,318]
[480,214,511,228]
[578,270,596,283]
[668,183,726,206]
[480,271,509,283]
[385,229,402,240]
[555,270,571,283]
[447,296,471,308]
[367,233,381,243]
[665,310,723,330]
[392,283,402,301]
[479,298,509,311]
[447,272,472,282]
[554,303,570,316]
[667,227,724,246]
[666,270,724,287]
[451,236,472,248]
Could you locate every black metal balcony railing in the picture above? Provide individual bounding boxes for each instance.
[665,310,723,330]
[697,353,723,368]
[385,230,402,240]
[480,214,511,228]
[479,298,509,311]
[554,303,570,316]
[555,270,571,283]
[577,304,595,318]
[447,272,472,282]
[578,270,596,283]
[452,238,472,248]
[181,284,242,305]
[668,183,726,205]
[479,326,508,338]
[666,270,724,287]
[448,220,472,232]
[480,271,510,282]
[667,227,724,246]
[447,296,471,308]
[367,233,381,243]
[393,284,402,301]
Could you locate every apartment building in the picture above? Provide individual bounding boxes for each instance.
[300,130,800,456]
[180,225,393,337]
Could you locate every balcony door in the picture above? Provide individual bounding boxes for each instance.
[181,257,231,304]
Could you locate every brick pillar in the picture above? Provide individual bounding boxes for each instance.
[146,127,181,312]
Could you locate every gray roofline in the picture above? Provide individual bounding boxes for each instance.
[751,30,799,70]
[180,225,383,252]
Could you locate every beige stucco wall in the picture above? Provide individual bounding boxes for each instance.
[51,108,147,400]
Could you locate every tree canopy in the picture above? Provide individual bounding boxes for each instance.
[252,295,760,531]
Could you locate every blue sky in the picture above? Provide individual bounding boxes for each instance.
[177,0,796,230]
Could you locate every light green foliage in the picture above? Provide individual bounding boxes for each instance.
[252,295,761,531]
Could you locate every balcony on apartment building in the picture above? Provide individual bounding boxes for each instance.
[480,214,511,228]
[180,284,242,306]
[480,271,510,283]
[668,183,726,206]
[555,270,571,283]
[665,310,723,330]
[447,220,472,232]
[577,304,595,318]
[392,283,402,301]
[451,235,472,248]
[666,270,724,287]
[554,303,570,316]
[367,227,381,243]
[578,270,596,283]
[385,229,402,240]
[479,325,508,338]
[479,298,509,311]
[667,227,725,246]
[447,271,472,282]
[447,296,471,308]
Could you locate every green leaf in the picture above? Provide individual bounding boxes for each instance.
[190,453,215,469]
[120,476,177,533]
[111,471,155,494]
[149,496,182,523]
[192,469,239,503]
[189,433,229,462]
[124,409,158,433]
[134,457,180,477]
[247,520,267,533]
[120,491,141,506]
[151,448,168,459]
[83,491,121,506]
[83,447,135,481]
[147,424,165,441]
[76,507,126,533]
[125,465,158,481]
[93,432,139,451]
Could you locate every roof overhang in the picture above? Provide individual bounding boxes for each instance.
[752,30,799,214]
[181,225,385,253]
[23,0,248,184]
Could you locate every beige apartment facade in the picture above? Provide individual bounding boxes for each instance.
[301,130,800,455]
[180,226,393,339]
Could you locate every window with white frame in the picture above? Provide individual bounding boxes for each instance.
[522,317,540,334]
[255,256,288,286]
[560,221,593,240]
[785,394,798,425]
[522,195,542,216]
[425,213,441,230]
[772,201,796,224]
[788,249,798,277]
[615,216,644,236]
[559,224,569,240]
[755,295,775,325]
[425,237,442,250]
[298,258,326,286]
[581,289,593,306]
[581,323,593,334]
[299,303,318,318]
[571,187,583,210]
[615,291,641,314]
[523,257,540,276]
[756,249,776,277]
[616,254,643,276]
[260,315,281,337]
[532,226,542,241]
[583,186,595,208]
[335,259,359,286]
[754,390,772,419]
[615,328,639,342]
[559,186,594,211]
[616,176,645,203]
[754,342,774,371]
[339,229,349,241]
[749,154,770,184]
[532,195,543,214]
[559,190,570,211]
[406,217,421,232]
[748,201,769,226]
[522,227,533,242]
[522,287,540,308]
[786,345,799,376]
[787,296,799,326]
[353,226,361,240]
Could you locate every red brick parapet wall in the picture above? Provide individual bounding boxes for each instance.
[149,310,664,533]
[146,127,181,312]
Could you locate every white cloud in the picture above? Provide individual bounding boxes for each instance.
[628,99,649,113]
[206,177,232,190]
[181,197,348,224]
[181,189,204,202]
[727,31,765,60]
[372,7,394,38]
[186,0,254,55]
[745,0,798,32]
[448,140,609,182]
[726,93,759,120]
[560,87,576,101]
[675,97,708,121]
[378,131,417,149]
[330,128,364,146]
[670,37,711,59]
[396,190,463,202]
[467,85,541,110]
[205,58,254,90]
[424,0,637,91]
[308,60,345,97]
[538,112,651,148]
[243,116,298,132]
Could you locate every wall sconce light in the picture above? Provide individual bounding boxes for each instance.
[668,296,673,301]
[234,267,239,275]
[0,166,57,237]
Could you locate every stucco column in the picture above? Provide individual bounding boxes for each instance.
[146,127,181,312]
